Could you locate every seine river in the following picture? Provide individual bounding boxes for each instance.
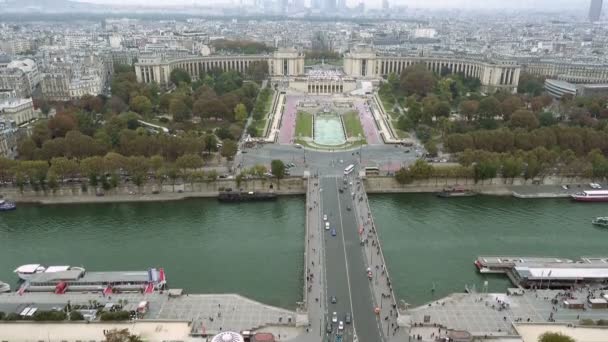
[1,195,607,308]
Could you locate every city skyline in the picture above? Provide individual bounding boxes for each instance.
[71,0,602,11]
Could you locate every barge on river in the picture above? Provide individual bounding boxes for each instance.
[437,186,476,198]
[476,256,608,289]
[571,190,608,202]
[218,191,277,202]
[16,266,166,295]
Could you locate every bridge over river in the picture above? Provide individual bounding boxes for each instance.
[297,168,408,342]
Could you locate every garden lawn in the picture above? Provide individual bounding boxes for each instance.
[295,111,313,138]
[343,111,365,139]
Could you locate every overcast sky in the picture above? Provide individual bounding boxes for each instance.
[76,0,593,11]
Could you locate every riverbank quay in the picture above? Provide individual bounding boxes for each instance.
[363,175,601,198]
[1,175,601,205]
[0,291,303,339]
[0,177,307,204]
[407,288,608,341]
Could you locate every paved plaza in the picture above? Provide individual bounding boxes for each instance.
[0,291,299,338]
[354,100,382,145]
[409,289,608,339]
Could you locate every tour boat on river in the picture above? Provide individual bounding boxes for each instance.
[0,199,16,211]
[14,265,166,294]
[571,190,608,202]
[0,281,10,293]
[592,217,608,227]
[13,265,85,281]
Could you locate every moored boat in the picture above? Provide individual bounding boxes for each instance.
[592,217,608,227]
[572,190,608,202]
[0,199,16,211]
[0,281,10,293]
[218,191,277,202]
[14,265,85,281]
[437,186,476,198]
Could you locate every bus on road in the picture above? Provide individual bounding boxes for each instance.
[344,164,355,175]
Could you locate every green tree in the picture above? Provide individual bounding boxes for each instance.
[539,111,557,127]
[31,121,51,147]
[271,159,286,181]
[510,110,539,130]
[169,68,191,85]
[425,141,438,157]
[49,157,79,181]
[203,134,218,154]
[234,103,248,122]
[220,140,238,160]
[81,156,105,183]
[501,156,524,179]
[500,96,524,120]
[395,167,413,184]
[104,328,144,342]
[459,100,479,121]
[538,332,575,342]
[478,96,501,120]
[129,95,152,115]
[400,64,436,97]
[69,311,85,321]
[170,99,192,122]
[409,159,434,179]
[175,153,203,175]
[47,173,59,193]
[245,61,269,82]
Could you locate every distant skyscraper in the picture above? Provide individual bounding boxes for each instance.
[323,0,336,11]
[382,0,389,11]
[589,0,603,21]
[336,0,346,10]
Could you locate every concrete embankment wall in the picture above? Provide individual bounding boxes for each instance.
[2,178,307,204]
[364,176,598,196]
[2,175,600,205]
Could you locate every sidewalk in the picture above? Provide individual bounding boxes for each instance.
[290,177,325,342]
[351,178,409,342]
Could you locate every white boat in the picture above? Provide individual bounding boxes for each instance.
[14,265,85,281]
[0,281,10,293]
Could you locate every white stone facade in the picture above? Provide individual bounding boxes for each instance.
[135,49,305,85]
[0,68,31,98]
[0,97,36,126]
[343,45,521,93]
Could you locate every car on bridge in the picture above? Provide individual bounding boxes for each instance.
[325,222,330,230]
[331,228,337,236]
[323,214,328,221]
[326,322,333,333]
[332,311,338,323]
[338,321,344,331]
[331,296,337,304]
[345,313,351,324]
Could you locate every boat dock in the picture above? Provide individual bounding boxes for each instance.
[475,256,574,274]
[476,255,608,289]
[19,268,166,294]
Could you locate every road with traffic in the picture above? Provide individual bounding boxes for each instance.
[320,173,384,342]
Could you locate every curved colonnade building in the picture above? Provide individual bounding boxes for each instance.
[518,58,608,84]
[135,48,304,85]
[135,45,608,95]
[343,45,520,93]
